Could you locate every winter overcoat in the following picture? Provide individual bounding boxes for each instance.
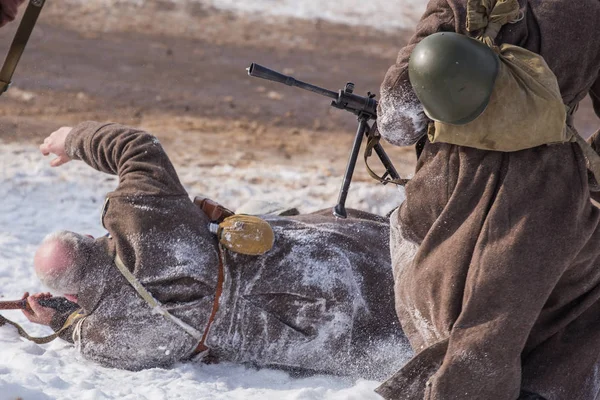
[50,121,408,378]
[376,1,600,399]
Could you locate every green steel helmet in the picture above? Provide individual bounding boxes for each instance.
[408,32,500,125]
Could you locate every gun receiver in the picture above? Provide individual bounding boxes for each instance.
[247,63,402,218]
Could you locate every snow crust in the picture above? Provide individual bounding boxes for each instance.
[202,0,427,30]
[0,141,407,399]
[61,0,427,31]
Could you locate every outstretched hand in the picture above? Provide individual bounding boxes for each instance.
[22,292,56,326]
[40,127,73,167]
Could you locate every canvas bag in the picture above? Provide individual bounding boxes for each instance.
[427,0,569,152]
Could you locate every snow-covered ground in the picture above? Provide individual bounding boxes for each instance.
[63,0,427,30]
[0,141,407,400]
[203,0,427,30]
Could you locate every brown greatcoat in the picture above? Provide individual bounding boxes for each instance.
[375,1,600,399]
[49,121,409,378]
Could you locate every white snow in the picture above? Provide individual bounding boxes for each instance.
[0,140,406,399]
[202,0,427,30]
[62,0,428,30]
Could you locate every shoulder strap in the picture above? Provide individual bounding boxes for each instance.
[0,309,85,344]
[113,255,204,341]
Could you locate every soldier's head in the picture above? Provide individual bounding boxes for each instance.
[34,231,95,302]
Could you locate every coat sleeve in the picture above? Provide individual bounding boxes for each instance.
[377,0,455,146]
[65,121,188,197]
[0,0,24,27]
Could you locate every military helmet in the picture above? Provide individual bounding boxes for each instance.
[408,32,500,125]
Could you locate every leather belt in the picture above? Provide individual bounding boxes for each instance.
[193,244,225,355]
[192,196,230,355]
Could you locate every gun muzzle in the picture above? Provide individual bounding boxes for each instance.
[247,63,339,100]
[247,63,297,86]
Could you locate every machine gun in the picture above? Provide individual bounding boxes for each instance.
[247,63,406,218]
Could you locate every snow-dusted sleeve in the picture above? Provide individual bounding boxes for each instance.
[65,121,187,197]
[378,0,455,146]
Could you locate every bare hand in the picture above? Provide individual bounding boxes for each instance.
[40,127,73,167]
[22,292,56,326]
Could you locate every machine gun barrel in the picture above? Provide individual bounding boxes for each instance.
[247,63,338,100]
[247,63,378,118]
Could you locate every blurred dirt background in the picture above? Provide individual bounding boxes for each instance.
[0,1,596,183]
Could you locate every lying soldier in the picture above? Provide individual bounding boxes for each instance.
[23,122,407,379]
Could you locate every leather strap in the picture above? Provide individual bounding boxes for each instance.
[190,196,230,355]
[0,309,85,344]
[113,255,204,341]
[193,196,234,223]
[364,125,410,186]
[0,0,45,94]
[193,244,225,355]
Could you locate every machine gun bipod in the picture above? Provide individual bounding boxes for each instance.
[246,63,405,218]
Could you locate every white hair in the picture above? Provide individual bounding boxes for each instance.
[37,231,92,294]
